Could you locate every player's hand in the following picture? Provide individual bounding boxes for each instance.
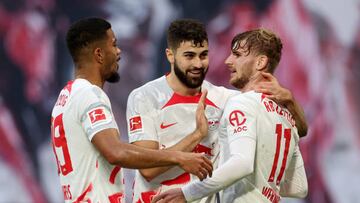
[177,151,212,181]
[151,188,185,203]
[195,89,208,138]
[254,72,293,105]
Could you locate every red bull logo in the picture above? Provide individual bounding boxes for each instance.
[208,119,220,131]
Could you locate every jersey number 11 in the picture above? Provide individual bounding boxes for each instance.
[268,124,291,185]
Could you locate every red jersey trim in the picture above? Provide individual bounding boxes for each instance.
[109,166,121,184]
[160,172,190,186]
[73,183,93,203]
[261,93,270,101]
[64,80,74,93]
[161,92,219,109]
[108,192,123,203]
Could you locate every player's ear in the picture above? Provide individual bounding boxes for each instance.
[94,47,104,64]
[256,55,268,71]
[165,48,175,64]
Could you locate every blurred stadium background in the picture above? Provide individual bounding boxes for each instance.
[0,0,359,202]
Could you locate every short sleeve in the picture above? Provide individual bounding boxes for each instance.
[126,89,158,143]
[78,86,118,141]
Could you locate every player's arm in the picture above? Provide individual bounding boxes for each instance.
[153,96,257,202]
[152,136,256,203]
[283,96,307,138]
[280,145,308,198]
[133,90,209,181]
[91,129,212,180]
[254,72,308,137]
[80,88,212,180]
[182,136,255,201]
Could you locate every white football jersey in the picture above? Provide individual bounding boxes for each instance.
[219,91,300,203]
[51,79,124,203]
[126,76,236,203]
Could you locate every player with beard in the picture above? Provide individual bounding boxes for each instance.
[127,20,307,203]
[50,17,214,203]
[153,29,308,203]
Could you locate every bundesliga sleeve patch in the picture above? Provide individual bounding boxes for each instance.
[129,115,143,134]
[86,107,112,127]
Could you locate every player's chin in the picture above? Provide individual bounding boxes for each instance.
[229,77,236,84]
[106,72,120,83]
[229,78,239,88]
[188,73,205,82]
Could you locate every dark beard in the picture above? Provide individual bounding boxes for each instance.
[173,60,207,88]
[106,72,120,83]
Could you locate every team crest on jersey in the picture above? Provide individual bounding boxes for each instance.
[229,110,248,134]
[129,115,143,134]
[87,107,110,127]
[208,118,220,131]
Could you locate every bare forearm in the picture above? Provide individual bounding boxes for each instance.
[139,130,203,181]
[285,98,308,137]
[113,144,179,168]
[167,130,203,152]
[92,129,179,169]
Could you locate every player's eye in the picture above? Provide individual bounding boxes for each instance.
[200,52,208,59]
[184,54,195,59]
[232,51,241,57]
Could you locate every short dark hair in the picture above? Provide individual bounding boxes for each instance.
[231,28,282,73]
[66,17,111,62]
[167,19,208,50]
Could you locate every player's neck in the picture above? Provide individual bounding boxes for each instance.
[166,73,201,96]
[241,73,266,92]
[75,65,105,89]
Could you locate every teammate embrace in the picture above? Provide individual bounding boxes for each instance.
[51,17,308,203]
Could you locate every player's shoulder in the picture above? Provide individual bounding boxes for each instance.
[221,91,264,119]
[131,76,167,94]
[71,79,107,101]
[202,80,238,102]
[127,76,172,106]
[229,90,261,102]
[203,80,234,94]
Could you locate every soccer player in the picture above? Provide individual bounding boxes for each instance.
[126,19,307,203]
[50,17,213,203]
[153,29,308,203]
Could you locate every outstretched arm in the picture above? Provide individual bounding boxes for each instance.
[255,72,308,137]
[92,129,212,180]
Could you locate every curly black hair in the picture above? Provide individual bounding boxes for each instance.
[167,19,208,50]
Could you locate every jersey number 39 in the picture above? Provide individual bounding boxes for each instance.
[51,114,73,176]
